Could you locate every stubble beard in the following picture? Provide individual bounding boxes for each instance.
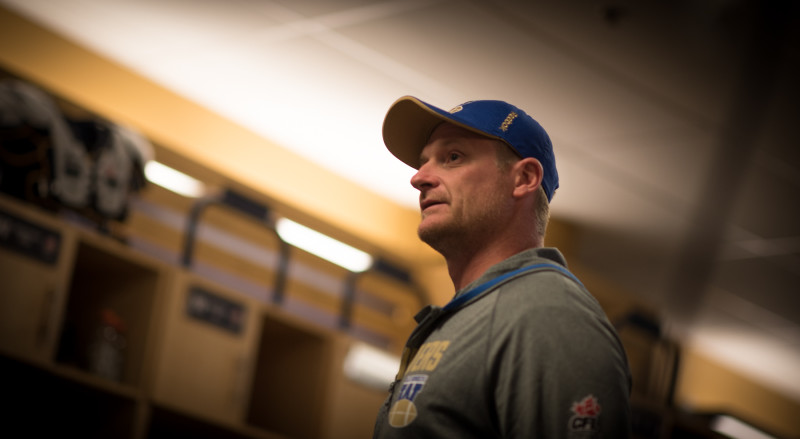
[417,202,502,260]
[418,217,463,257]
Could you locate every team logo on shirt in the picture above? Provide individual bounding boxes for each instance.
[569,394,601,433]
[387,340,450,428]
[388,374,427,427]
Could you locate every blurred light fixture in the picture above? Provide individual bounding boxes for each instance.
[343,342,400,390]
[710,415,777,439]
[144,161,206,198]
[275,218,373,272]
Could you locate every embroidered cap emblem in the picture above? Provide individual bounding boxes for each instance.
[499,111,518,132]
[569,394,601,432]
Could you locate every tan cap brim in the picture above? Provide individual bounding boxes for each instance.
[382,96,446,170]
[382,96,497,170]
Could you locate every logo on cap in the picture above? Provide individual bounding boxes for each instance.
[499,111,518,132]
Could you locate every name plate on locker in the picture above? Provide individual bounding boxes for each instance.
[0,206,61,265]
[186,286,245,334]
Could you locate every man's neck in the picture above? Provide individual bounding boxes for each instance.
[446,241,538,291]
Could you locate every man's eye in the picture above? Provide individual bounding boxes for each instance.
[448,153,460,162]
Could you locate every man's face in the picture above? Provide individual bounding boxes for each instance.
[411,123,514,253]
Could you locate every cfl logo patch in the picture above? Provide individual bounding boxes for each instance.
[569,395,601,433]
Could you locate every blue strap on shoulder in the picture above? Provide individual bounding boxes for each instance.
[443,262,583,312]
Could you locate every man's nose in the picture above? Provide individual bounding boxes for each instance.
[410,162,437,191]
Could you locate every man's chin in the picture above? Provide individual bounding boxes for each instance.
[417,223,436,243]
[418,220,456,249]
[417,216,443,237]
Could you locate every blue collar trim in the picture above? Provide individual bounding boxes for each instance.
[443,262,583,312]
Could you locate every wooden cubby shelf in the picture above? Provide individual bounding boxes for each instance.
[0,188,401,439]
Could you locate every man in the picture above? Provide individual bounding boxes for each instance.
[373,96,632,438]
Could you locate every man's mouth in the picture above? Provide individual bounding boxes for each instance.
[420,199,444,211]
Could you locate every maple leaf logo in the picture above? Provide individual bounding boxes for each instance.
[571,395,601,417]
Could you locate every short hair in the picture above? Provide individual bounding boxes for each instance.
[494,142,550,240]
[533,185,550,240]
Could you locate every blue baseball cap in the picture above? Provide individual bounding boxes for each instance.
[382,96,559,202]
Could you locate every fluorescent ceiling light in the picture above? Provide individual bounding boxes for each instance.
[275,218,373,272]
[343,342,400,390]
[144,161,206,198]
[711,415,777,439]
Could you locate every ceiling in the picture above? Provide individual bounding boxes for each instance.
[2,0,798,404]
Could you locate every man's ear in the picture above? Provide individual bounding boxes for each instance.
[511,158,543,198]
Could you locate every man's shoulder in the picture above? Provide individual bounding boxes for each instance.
[487,264,608,330]
[498,264,589,303]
